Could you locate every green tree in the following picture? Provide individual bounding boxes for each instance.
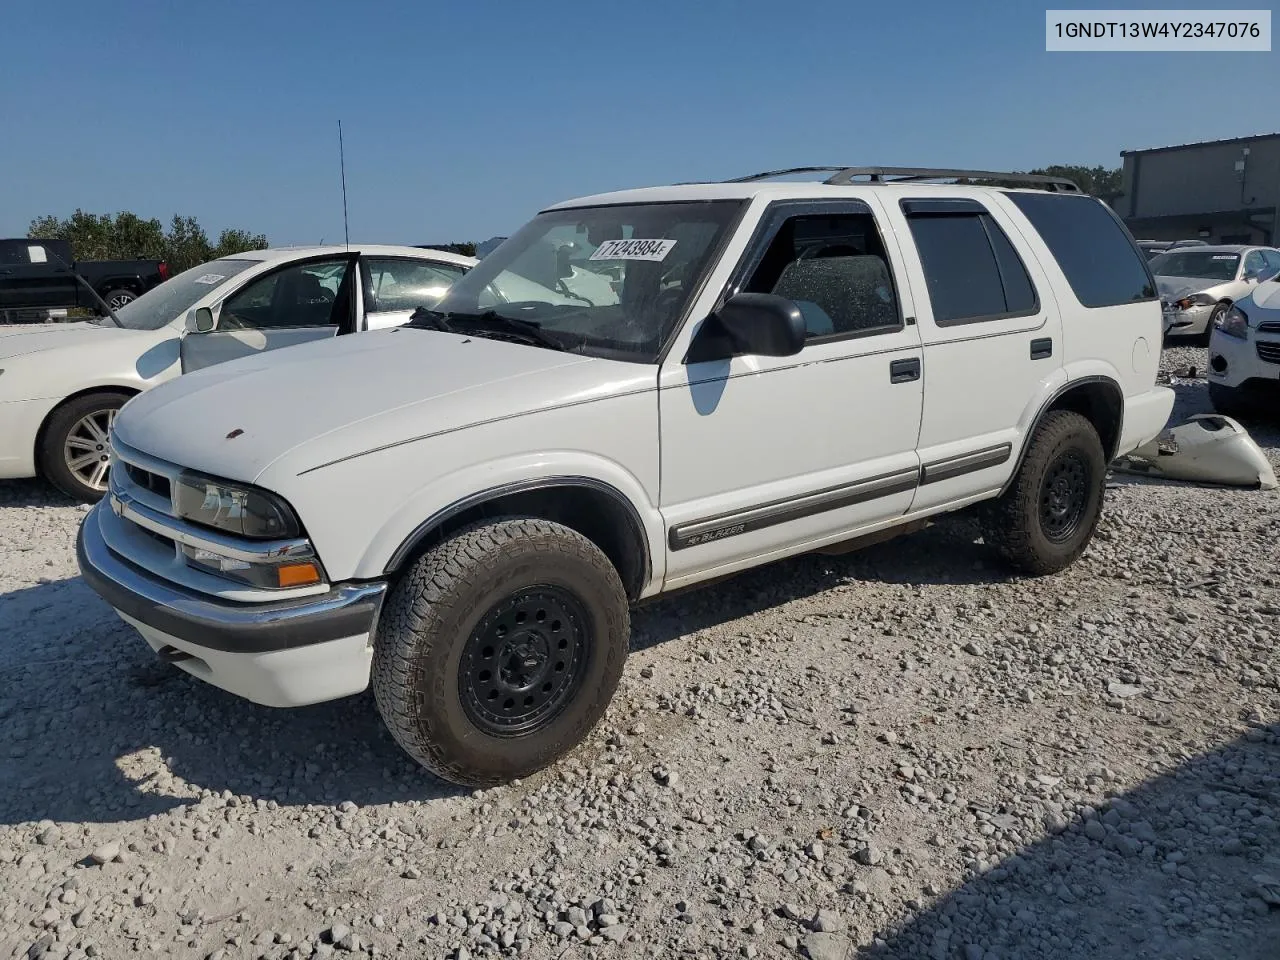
[28,210,268,273]
[963,165,1123,204]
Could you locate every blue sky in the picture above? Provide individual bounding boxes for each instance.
[1,1,1274,245]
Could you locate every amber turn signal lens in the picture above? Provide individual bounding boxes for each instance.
[275,562,321,588]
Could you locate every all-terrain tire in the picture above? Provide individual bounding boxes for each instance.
[981,410,1106,576]
[372,517,630,787]
[38,391,133,502]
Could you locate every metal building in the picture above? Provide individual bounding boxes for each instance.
[1119,133,1279,245]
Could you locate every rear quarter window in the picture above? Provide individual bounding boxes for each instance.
[1007,193,1155,308]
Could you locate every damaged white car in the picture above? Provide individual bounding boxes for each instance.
[1154,245,1280,340]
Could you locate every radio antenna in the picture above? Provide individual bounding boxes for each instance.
[338,120,350,248]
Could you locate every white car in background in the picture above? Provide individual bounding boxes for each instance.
[1207,278,1280,417]
[0,245,476,500]
[1153,245,1280,340]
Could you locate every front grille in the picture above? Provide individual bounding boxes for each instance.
[125,463,171,501]
[1258,321,1280,335]
[1256,341,1280,365]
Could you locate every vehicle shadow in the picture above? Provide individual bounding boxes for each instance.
[631,513,1002,652]
[0,478,73,509]
[859,723,1280,960]
[0,577,463,829]
[1,515,1003,827]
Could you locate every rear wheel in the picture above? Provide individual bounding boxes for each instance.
[38,391,132,502]
[981,411,1106,576]
[101,289,137,313]
[372,517,629,787]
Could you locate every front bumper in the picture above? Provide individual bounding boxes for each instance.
[77,503,387,706]
[1162,303,1215,336]
[0,396,60,480]
[1208,329,1280,390]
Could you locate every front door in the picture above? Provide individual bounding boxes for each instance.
[0,240,73,311]
[362,256,469,330]
[659,199,925,587]
[181,254,359,372]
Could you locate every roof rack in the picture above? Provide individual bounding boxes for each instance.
[724,166,1081,193]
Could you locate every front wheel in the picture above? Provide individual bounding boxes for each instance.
[38,391,133,502]
[981,410,1106,576]
[372,517,629,787]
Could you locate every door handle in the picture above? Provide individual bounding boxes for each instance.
[889,357,921,383]
[1030,337,1053,360]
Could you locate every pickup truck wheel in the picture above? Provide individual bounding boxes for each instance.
[38,391,132,502]
[372,517,629,787]
[981,410,1105,576]
[102,289,137,312]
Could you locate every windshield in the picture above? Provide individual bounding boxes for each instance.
[1149,251,1239,282]
[107,258,258,330]
[429,201,743,362]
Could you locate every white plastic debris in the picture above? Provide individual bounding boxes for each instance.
[1114,414,1278,490]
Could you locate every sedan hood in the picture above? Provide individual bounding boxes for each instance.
[112,328,652,484]
[1155,276,1230,301]
[0,321,141,361]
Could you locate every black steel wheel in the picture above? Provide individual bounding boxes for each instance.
[372,517,629,787]
[1038,450,1090,544]
[981,410,1106,576]
[459,587,590,737]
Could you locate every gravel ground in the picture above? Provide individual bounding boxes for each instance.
[2,345,1278,960]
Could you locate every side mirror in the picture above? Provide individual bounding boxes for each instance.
[686,293,805,363]
[187,306,216,334]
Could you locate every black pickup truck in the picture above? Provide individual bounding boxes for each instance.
[0,238,169,323]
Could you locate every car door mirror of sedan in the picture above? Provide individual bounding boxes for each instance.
[684,293,806,363]
[187,306,217,334]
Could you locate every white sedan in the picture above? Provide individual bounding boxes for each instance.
[0,245,476,500]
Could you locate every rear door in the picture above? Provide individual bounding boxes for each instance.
[879,194,1061,513]
[0,240,75,310]
[181,254,359,372]
[361,256,469,330]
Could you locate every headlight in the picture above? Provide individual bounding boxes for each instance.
[1215,305,1249,340]
[173,472,302,540]
[1175,293,1216,310]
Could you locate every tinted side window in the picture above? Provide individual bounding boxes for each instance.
[905,213,1038,325]
[1008,193,1155,307]
[1243,251,1266,277]
[221,259,352,330]
[743,210,901,340]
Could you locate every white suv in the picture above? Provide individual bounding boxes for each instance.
[77,167,1174,786]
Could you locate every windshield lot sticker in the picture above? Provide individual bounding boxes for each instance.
[194,274,226,284]
[1211,255,1235,260]
[589,239,677,262]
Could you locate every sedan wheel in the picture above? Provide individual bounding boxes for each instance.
[64,409,117,493]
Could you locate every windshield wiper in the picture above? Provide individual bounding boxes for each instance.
[407,307,457,332]
[409,308,574,352]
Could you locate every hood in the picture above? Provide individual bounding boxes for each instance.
[1154,276,1232,301]
[1248,280,1280,313]
[112,328,655,484]
[0,321,144,361]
